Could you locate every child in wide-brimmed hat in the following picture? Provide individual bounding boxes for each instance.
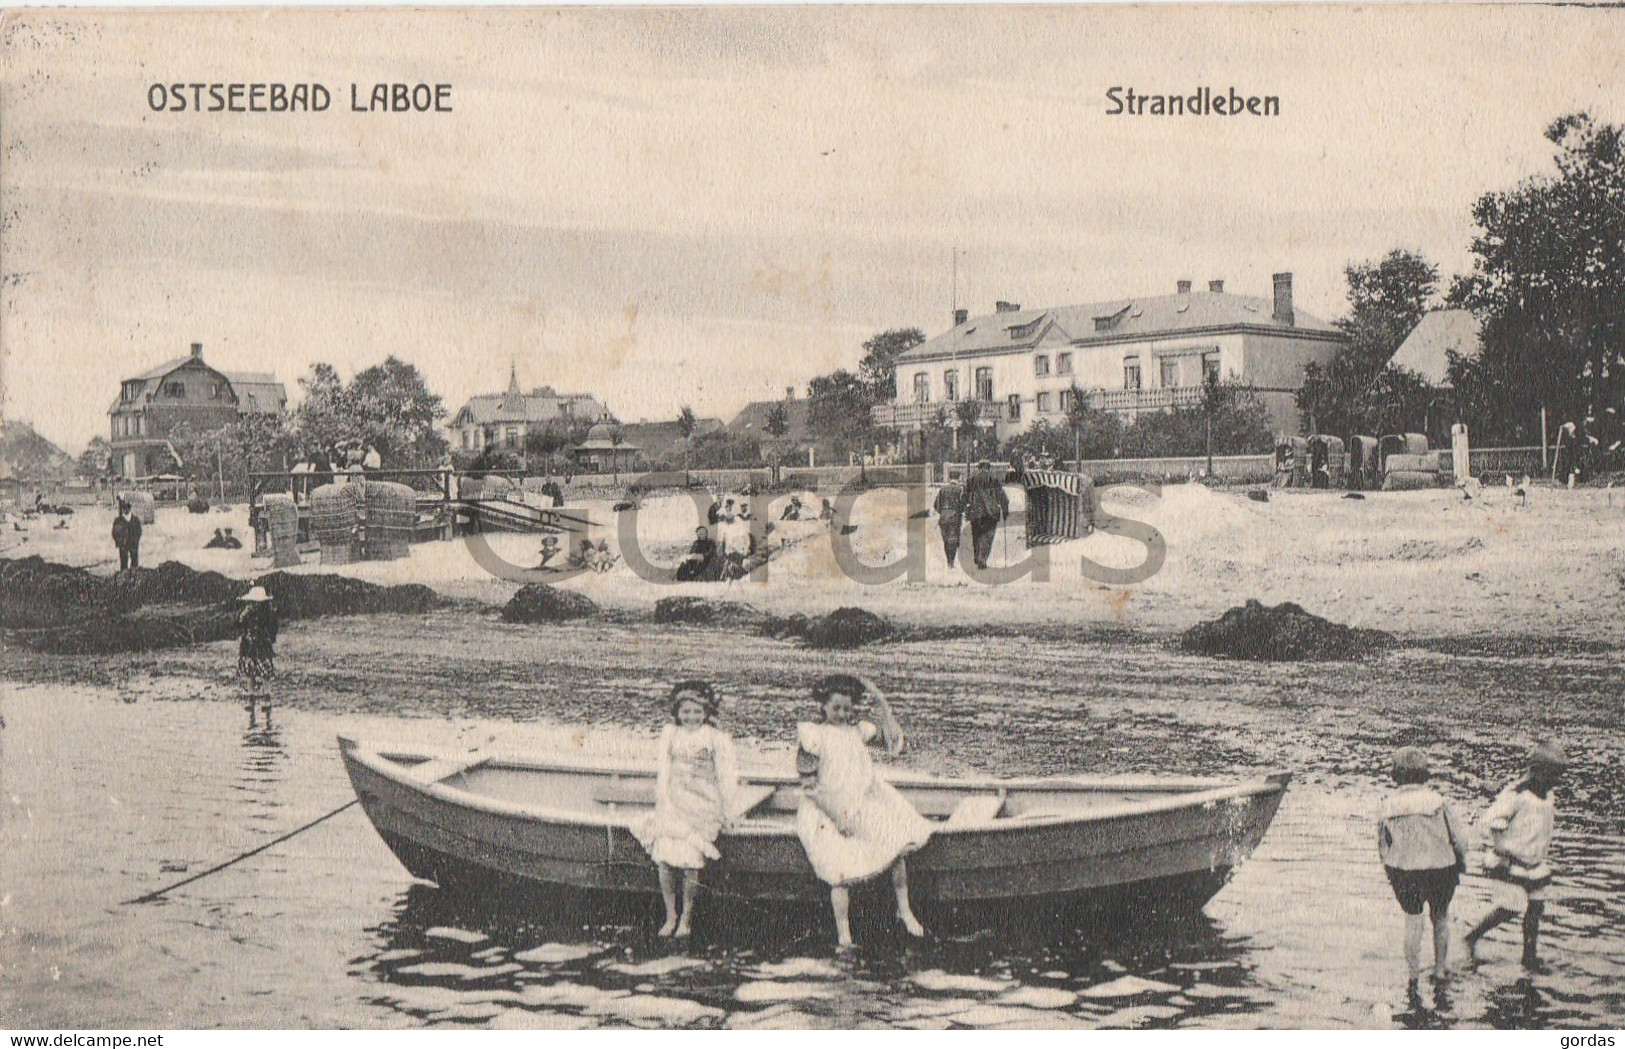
[1465,739,1568,970]
[632,680,739,938]
[1378,746,1470,982]
[236,583,279,720]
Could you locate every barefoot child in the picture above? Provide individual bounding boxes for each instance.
[1378,747,1469,981]
[795,674,932,947]
[236,584,278,724]
[634,681,739,938]
[1465,740,1566,970]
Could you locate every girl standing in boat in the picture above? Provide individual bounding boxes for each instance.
[236,584,278,723]
[634,681,740,938]
[795,674,931,946]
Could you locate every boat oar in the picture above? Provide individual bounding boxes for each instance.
[122,798,359,905]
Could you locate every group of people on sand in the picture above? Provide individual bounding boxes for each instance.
[535,535,617,573]
[676,492,789,582]
[633,674,929,946]
[289,441,383,499]
[1377,740,1567,983]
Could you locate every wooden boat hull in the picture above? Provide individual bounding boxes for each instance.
[339,737,1288,919]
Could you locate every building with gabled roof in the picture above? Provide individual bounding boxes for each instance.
[1389,309,1482,388]
[449,366,611,454]
[108,342,288,480]
[727,387,838,464]
[875,273,1347,441]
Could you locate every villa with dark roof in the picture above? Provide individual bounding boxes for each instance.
[108,342,288,480]
[874,273,1348,441]
[449,367,611,454]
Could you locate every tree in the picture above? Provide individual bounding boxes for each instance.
[952,398,987,460]
[347,356,450,467]
[807,370,874,459]
[77,436,112,481]
[676,405,698,479]
[1449,112,1625,449]
[858,328,926,403]
[522,425,568,471]
[292,357,449,468]
[1122,380,1273,459]
[1065,385,1123,462]
[1297,249,1441,437]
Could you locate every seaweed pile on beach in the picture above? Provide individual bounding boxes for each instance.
[0,555,449,655]
[1179,599,1392,661]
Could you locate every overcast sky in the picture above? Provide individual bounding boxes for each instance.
[2,6,1621,451]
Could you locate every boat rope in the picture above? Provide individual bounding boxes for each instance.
[122,798,360,906]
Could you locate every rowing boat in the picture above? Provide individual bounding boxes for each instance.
[339,736,1288,922]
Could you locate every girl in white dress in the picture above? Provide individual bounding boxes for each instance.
[634,680,740,937]
[796,673,932,946]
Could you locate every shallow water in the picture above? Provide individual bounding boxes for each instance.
[3,622,1622,1029]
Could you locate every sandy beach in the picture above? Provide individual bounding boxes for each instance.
[7,481,1621,643]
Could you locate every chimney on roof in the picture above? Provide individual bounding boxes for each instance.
[785,386,796,400]
[1208,280,1225,293]
[1273,272,1295,326]
[190,342,204,358]
[1177,280,1192,295]
[995,301,1021,313]
[953,308,969,326]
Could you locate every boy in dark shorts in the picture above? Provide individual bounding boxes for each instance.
[1379,746,1470,981]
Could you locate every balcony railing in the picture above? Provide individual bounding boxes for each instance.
[871,400,1010,431]
[1091,386,1208,412]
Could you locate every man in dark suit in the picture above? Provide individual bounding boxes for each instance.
[964,460,1008,569]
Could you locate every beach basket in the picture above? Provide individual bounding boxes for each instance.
[311,483,361,565]
[1023,469,1096,546]
[123,491,157,524]
[363,481,416,561]
[261,493,302,568]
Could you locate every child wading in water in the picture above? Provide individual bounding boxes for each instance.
[634,681,739,938]
[795,674,931,947]
[1465,740,1567,970]
[236,584,278,725]
[1378,747,1469,982]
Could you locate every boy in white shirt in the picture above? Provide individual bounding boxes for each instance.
[1465,739,1566,970]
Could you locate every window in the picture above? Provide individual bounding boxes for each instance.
[1034,354,1050,376]
[1006,394,1022,421]
[913,372,931,403]
[505,426,519,447]
[1057,352,1073,375]
[974,367,993,401]
[1036,392,1053,414]
[463,430,472,450]
[943,370,959,402]
[165,381,185,398]
[1059,389,1075,412]
[1160,359,1180,389]
[1124,361,1141,390]
[1204,354,1221,386]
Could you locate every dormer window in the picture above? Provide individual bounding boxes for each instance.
[1007,316,1043,340]
[1093,304,1133,332]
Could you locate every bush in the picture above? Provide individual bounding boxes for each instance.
[501,584,598,623]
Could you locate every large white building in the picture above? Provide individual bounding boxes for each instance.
[874,273,1346,442]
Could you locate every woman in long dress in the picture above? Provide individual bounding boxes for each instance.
[795,673,931,946]
[633,680,740,937]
